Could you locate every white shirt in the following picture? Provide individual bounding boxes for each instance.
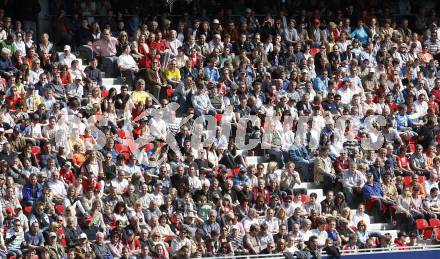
[351,211,371,227]
[66,83,84,99]
[138,193,153,209]
[59,52,77,68]
[301,229,314,242]
[337,87,354,104]
[48,180,67,197]
[263,217,280,233]
[118,53,137,70]
[311,229,328,246]
[188,175,202,191]
[31,123,43,138]
[111,178,129,194]
[150,192,164,206]
[168,39,182,56]
[149,118,167,140]
[13,40,26,55]
[427,194,440,208]
[425,180,439,194]
[242,217,260,232]
[342,170,366,188]
[413,100,428,118]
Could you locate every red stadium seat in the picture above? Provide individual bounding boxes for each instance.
[424,229,433,240]
[310,48,320,56]
[408,143,416,153]
[169,214,177,224]
[117,130,127,139]
[166,88,175,98]
[406,135,416,144]
[24,206,32,216]
[371,236,380,245]
[114,143,127,152]
[101,89,109,98]
[144,143,154,152]
[403,176,412,187]
[31,146,40,155]
[429,218,440,228]
[55,204,65,215]
[416,218,429,230]
[416,219,431,239]
[215,114,222,123]
[114,143,132,160]
[120,151,131,160]
[226,169,233,179]
[301,195,310,204]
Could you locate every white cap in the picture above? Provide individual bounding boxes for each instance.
[79,233,87,239]
[213,19,220,24]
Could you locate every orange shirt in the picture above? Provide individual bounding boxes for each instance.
[72,152,86,167]
[409,183,426,198]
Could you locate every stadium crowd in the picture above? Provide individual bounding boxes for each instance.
[0,0,439,258]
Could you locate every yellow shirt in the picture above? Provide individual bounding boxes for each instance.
[132,90,150,105]
[164,68,181,82]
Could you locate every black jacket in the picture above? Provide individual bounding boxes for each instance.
[64,226,84,247]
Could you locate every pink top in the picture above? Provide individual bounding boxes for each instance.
[93,37,118,57]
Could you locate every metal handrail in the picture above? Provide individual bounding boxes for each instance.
[204,244,440,259]
[335,244,440,255]
[202,254,284,259]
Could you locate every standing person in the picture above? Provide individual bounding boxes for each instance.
[90,29,118,77]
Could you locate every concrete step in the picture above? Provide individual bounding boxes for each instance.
[245,156,267,165]
[296,182,320,189]
[369,223,392,231]
[102,77,123,86]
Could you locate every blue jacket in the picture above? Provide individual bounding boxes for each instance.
[362,182,384,200]
[350,26,370,45]
[313,76,329,93]
[0,58,18,75]
[203,66,220,84]
[22,182,43,203]
[289,145,312,162]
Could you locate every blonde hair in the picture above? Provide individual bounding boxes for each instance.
[276,208,287,220]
